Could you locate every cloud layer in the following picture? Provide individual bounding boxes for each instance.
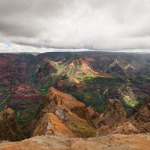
[0,0,150,52]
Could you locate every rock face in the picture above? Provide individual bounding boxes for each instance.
[96,99,127,127]
[33,113,74,137]
[37,87,87,120]
[129,101,150,133]
[0,108,24,141]
[31,87,95,138]
[87,106,99,120]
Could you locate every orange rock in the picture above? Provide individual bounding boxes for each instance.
[30,87,93,138]
[46,87,87,119]
[33,113,75,137]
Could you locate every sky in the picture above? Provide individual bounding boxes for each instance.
[0,0,150,53]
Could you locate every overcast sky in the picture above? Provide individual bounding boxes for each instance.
[0,0,150,53]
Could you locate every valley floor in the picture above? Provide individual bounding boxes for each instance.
[0,133,150,150]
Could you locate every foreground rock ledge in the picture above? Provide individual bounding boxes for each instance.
[0,134,150,150]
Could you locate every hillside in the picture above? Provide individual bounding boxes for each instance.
[0,54,43,125]
[1,52,150,124]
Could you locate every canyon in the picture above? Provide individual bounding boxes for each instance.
[0,52,150,149]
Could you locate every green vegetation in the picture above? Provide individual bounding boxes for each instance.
[59,76,148,115]
[15,110,35,125]
[27,55,150,117]
[0,110,24,141]
[67,121,97,138]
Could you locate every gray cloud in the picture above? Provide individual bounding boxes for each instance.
[0,0,150,52]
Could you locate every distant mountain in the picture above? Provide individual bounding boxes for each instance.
[106,58,136,77]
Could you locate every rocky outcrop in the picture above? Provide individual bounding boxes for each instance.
[33,113,74,137]
[98,122,140,136]
[36,87,87,120]
[87,106,99,120]
[96,99,127,127]
[31,87,95,138]
[129,101,150,133]
[0,108,24,141]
